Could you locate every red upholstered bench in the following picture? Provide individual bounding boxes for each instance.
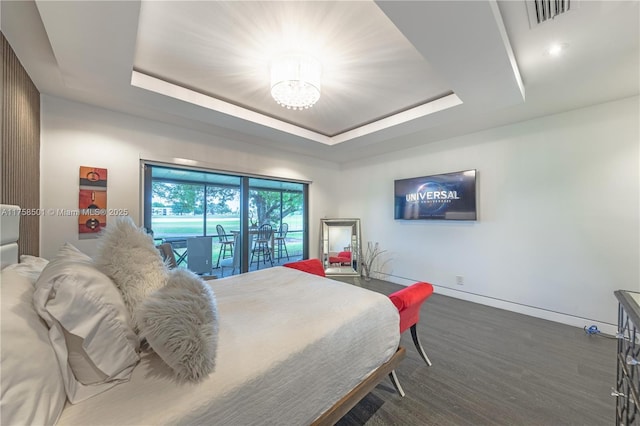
[329,256,349,265]
[329,251,351,265]
[282,258,326,277]
[387,282,434,397]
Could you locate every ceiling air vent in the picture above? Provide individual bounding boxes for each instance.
[525,0,576,28]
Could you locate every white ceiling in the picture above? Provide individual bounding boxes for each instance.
[1,0,638,163]
[134,1,456,137]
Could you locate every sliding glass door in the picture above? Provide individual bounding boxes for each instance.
[143,164,307,277]
[248,178,305,265]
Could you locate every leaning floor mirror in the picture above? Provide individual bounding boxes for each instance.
[320,218,361,277]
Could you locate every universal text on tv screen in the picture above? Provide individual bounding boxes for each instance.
[394,170,477,220]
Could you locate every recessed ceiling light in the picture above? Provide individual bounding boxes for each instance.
[546,43,569,57]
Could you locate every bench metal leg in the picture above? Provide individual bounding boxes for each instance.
[410,324,432,367]
[388,370,405,397]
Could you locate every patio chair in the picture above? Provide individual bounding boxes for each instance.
[274,222,290,261]
[250,223,274,269]
[215,224,234,268]
[157,243,177,269]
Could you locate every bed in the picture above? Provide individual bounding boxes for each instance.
[0,204,403,425]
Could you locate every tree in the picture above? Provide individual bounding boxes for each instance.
[206,187,238,215]
[152,182,203,215]
[250,190,302,227]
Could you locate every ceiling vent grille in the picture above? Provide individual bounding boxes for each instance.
[526,0,576,28]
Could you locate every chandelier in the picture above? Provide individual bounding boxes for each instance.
[270,54,321,110]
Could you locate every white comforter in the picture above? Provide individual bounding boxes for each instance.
[57,266,400,425]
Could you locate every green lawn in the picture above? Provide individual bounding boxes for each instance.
[152,216,239,237]
[152,215,305,261]
[152,214,303,237]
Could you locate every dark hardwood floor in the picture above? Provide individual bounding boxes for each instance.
[331,276,617,426]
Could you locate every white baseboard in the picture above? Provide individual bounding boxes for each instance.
[381,274,618,336]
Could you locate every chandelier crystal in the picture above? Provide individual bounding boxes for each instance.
[270,54,321,110]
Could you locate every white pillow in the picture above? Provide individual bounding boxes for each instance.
[33,243,140,403]
[94,216,168,328]
[3,254,49,285]
[1,268,67,425]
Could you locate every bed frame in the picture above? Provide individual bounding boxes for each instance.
[313,347,406,425]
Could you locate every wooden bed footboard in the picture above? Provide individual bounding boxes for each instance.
[311,347,406,426]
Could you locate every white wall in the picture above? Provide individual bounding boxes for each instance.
[40,95,340,259]
[338,96,640,330]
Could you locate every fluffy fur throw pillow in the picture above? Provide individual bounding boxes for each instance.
[136,269,219,382]
[94,217,168,328]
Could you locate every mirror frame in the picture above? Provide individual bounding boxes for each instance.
[320,218,361,277]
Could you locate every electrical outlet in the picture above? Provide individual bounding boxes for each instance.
[456,275,464,286]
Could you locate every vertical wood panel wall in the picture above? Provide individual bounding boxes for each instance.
[1,32,40,256]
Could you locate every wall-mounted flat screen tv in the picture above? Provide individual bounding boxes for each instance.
[394,170,477,220]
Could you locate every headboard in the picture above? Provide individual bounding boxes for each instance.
[1,205,21,268]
